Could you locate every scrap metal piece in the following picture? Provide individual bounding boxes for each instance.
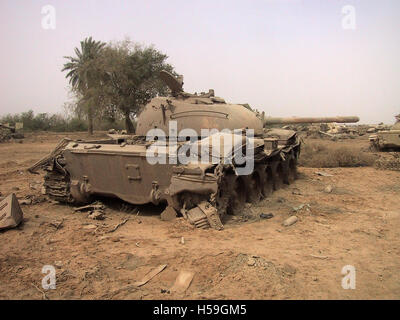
[0,193,23,230]
[74,203,104,212]
[160,206,177,221]
[186,207,210,229]
[185,202,223,230]
[198,201,224,230]
[133,264,167,287]
[28,138,72,173]
[170,271,195,294]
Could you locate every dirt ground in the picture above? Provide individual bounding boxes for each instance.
[0,132,399,300]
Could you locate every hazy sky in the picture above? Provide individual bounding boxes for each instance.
[0,0,399,124]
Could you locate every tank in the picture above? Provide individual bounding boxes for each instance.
[29,71,360,229]
[0,123,24,142]
[370,114,400,171]
[369,114,400,151]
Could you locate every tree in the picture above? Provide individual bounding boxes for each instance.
[100,40,175,133]
[62,37,106,135]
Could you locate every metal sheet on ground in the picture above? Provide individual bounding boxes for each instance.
[170,271,195,294]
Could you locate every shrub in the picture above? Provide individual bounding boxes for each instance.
[299,140,375,168]
[0,110,127,132]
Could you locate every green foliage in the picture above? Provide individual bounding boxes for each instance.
[98,39,175,133]
[0,109,130,132]
[0,110,88,132]
[62,37,175,134]
[14,37,176,134]
[62,37,106,93]
[62,37,106,134]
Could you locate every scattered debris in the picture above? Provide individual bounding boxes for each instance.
[74,202,107,220]
[310,254,329,260]
[180,236,185,244]
[260,213,274,219]
[247,257,256,266]
[49,218,64,230]
[87,210,105,220]
[82,224,97,230]
[324,185,333,193]
[283,216,298,227]
[314,171,333,177]
[292,204,311,212]
[170,270,195,294]
[107,218,129,233]
[29,181,43,191]
[133,264,167,287]
[54,261,63,268]
[19,198,32,205]
[0,193,23,231]
[74,202,105,212]
[291,188,302,195]
[31,283,48,300]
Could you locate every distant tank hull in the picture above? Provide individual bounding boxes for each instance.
[369,116,400,151]
[369,130,400,150]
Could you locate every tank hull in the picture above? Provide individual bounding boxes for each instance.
[369,130,400,150]
[41,131,300,229]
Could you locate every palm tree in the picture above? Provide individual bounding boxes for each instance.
[62,37,105,135]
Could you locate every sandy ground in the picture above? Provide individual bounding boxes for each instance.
[0,132,399,300]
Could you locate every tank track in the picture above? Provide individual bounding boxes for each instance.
[181,148,300,229]
[44,170,73,203]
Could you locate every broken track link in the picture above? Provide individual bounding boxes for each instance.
[44,170,74,203]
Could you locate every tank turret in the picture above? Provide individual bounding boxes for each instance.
[136,71,359,137]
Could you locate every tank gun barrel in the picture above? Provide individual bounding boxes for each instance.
[263,116,359,126]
